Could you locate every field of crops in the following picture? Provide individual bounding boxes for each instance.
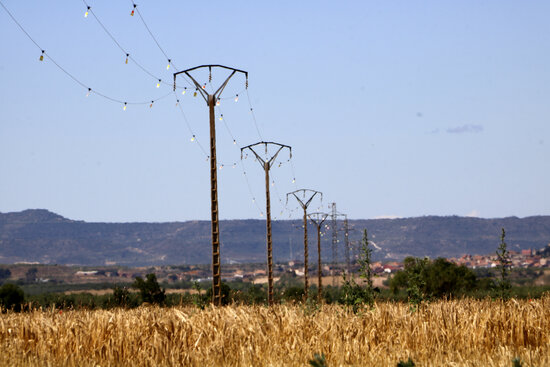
[1,296,549,366]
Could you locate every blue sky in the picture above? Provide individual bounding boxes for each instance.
[1,0,548,222]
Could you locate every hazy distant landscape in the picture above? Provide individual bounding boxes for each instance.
[1,209,549,266]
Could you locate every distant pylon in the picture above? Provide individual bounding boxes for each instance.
[308,212,329,302]
[287,189,322,300]
[331,203,338,286]
[241,141,292,306]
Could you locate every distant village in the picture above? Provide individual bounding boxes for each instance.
[62,244,550,286]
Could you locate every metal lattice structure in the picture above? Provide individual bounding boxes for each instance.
[331,203,338,286]
[173,65,247,306]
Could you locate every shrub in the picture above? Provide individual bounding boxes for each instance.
[340,229,376,311]
[495,227,512,299]
[390,257,477,303]
[205,281,231,306]
[0,283,25,312]
[132,274,166,305]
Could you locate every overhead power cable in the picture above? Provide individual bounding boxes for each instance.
[128,0,177,71]
[81,0,178,89]
[0,0,169,107]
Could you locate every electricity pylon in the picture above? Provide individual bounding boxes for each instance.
[343,214,351,276]
[241,141,292,306]
[308,212,329,302]
[174,65,247,306]
[330,203,338,286]
[286,189,322,300]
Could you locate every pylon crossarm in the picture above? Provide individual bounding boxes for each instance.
[176,64,248,76]
[308,212,329,226]
[241,146,266,170]
[214,70,237,97]
[174,65,248,105]
[182,72,209,104]
[288,193,306,210]
[304,191,322,208]
[267,146,285,168]
[241,141,292,170]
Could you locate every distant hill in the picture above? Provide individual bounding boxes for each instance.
[1,209,549,266]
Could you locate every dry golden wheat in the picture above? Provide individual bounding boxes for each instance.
[1,296,549,366]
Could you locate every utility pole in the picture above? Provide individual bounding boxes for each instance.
[286,189,322,300]
[343,214,351,276]
[308,212,329,302]
[241,141,292,306]
[330,203,338,286]
[174,65,247,306]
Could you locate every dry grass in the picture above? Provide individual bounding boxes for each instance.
[1,296,549,366]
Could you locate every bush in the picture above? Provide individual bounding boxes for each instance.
[132,274,166,305]
[0,283,25,312]
[0,268,11,284]
[205,282,231,306]
[340,229,377,312]
[390,257,478,301]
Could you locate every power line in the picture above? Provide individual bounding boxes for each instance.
[128,0,176,71]
[81,0,176,88]
[246,89,264,141]
[0,0,170,107]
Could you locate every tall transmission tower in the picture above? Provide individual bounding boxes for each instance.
[241,141,292,306]
[330,202,338,286]
[173,65,248,306]
[343,214,351,276]
[308,212,329,302]
[286,189,322,300]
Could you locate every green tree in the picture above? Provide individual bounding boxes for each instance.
[341,229,376,311]
[112,285,130,307]
[424,258,477,298]
[390,257,477,305]
[0,268,11,284]
[132,273,166,305]
[0,283,25,312]
[495,227,512,299]
[205,282,231,306]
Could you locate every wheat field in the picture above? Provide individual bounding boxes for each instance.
[1,296,549,366]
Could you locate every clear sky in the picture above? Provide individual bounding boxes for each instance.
[1,0,549,222]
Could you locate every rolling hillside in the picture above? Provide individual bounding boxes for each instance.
[1,209,549,266]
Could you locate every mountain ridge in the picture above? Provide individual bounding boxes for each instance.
[1,209,549,266]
